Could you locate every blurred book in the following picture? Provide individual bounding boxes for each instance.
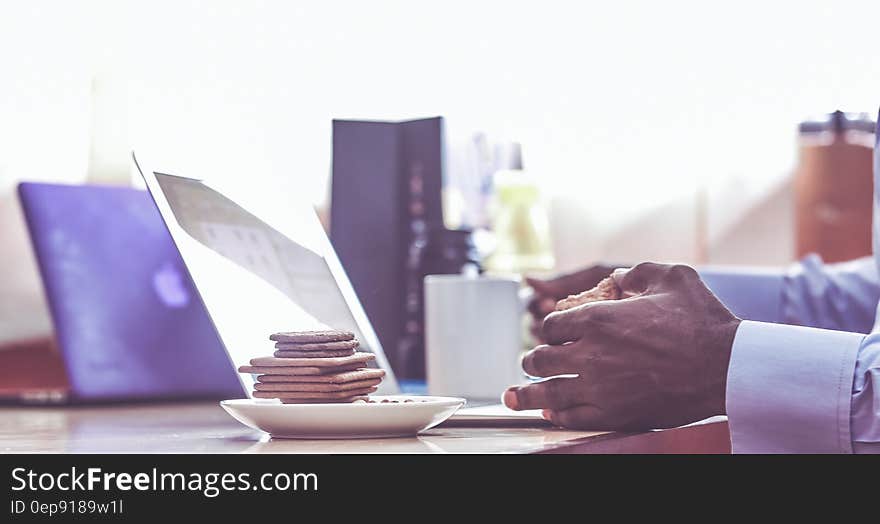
[331,117,445,378]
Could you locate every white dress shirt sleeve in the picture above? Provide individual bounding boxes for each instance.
[698,267,784,323]
[780,255,879,333]
[726,321,865,453]
[698,256,878,332]
[703,258,880,452]
[850,331,880,454]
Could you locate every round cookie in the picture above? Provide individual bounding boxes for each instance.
[238,363,365,376]
[249,352,375,368]
[253,379,382,392]
[273,340,360,351]
[269,330,354,343]
[257,369,385,384]
[252,386,378,399]
[273,349,355,358]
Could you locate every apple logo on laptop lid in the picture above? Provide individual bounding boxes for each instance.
[152,262,191,308]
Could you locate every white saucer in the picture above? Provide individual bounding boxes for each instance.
[220,396,466,439]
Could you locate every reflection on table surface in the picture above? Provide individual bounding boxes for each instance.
[0,401,607,454]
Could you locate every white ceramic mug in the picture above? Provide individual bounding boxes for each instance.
[424,274,525,399]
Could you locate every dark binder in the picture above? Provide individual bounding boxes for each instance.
[331,117,444,376]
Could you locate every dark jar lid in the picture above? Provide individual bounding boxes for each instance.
[420,227,482,274]
[425,227,476,249]
[799,110,875,134]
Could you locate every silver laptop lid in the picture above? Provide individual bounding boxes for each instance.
[133,152,399,395]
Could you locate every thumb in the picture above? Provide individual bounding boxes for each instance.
[608,267,640,299]
[608,268,631,290]
[610,262,671,297]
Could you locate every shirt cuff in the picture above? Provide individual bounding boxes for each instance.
[726,320,865,453]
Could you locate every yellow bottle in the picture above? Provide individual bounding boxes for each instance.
[486,168,555,275]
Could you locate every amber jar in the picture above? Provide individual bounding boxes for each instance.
[794,111,875,263]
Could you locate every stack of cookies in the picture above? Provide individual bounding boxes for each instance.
[238,329,385,404]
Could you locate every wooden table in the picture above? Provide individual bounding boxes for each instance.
[0,402,730,453]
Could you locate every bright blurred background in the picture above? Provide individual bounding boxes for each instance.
[1,0,879,343]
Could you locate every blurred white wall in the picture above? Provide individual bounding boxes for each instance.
[0,0,878,341]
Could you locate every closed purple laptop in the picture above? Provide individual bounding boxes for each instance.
[18,182,243,401]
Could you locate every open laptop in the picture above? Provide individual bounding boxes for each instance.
[134,152,544,423]
[10,182,244,403]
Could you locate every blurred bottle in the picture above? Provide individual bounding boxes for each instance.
[86,73,131,186]
[398,227,482,379]
[794,110,875,263]
[442,132,496,231]
[485,142,555,274]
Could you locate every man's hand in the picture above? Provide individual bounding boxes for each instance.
[526,264,619,343]
[505,262,741,431]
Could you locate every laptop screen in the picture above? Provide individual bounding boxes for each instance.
[136,159,398,395]
[18,182,243,401]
